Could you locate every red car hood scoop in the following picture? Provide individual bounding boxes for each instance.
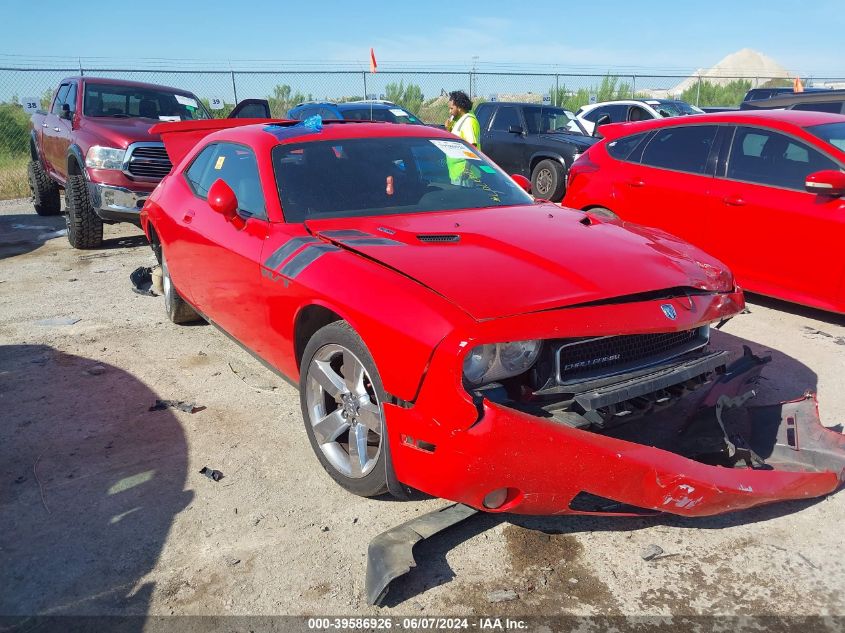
[306,205,729,321]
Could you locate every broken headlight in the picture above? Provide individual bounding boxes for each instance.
[463,340,542,386]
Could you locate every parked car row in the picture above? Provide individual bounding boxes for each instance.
[24,77,845,522]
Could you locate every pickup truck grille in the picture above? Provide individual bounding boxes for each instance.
[557,328,708,384]
[124,143,172,180]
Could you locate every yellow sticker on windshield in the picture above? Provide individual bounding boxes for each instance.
[214,156,225,170]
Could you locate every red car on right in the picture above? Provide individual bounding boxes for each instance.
[564,110,845,314]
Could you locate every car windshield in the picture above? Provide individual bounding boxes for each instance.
[340,106,423,124]
[272,136,534,222]
[805,122,845,152]
[653,101,699,117]
[522,105,588,135]
[83,83,211,120]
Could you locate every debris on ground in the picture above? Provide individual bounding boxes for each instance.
[84,365,106,376]
[225,556,241,566]
[35,317,81,326]
[487,589,518,603]
[149,399,205,414]
[199,466,224,482]
[802,326,845,345]
[641,544,664,561]
[320,525,330,532]
[130,266,159,297]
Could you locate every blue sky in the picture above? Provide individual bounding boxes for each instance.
[2,0,844,75]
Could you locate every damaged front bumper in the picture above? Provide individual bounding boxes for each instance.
[384,349,845,517]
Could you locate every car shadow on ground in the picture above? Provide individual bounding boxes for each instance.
[744,293,845,327]
[100,232,149,251]
[0,345,192,626]
[380,328,836,607]
[0,213,66,260]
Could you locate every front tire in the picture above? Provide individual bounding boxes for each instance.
[531,159,566,201]
[300,321,389,497]
[28,160,61,216]
[161,250,201,324]
[65,173,103,249]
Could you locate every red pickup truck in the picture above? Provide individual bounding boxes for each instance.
[27,76,268,249]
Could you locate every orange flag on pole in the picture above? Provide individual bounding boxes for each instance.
[370,48,378,74]
[793,76,804,93]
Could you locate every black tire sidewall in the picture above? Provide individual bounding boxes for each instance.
[65,173,103,249]
[299,321,389,497]
[531,159,566,201]
[28,160,61,216]
[161,249,199,324]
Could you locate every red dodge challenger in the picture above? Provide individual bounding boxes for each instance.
[141,116,845,517]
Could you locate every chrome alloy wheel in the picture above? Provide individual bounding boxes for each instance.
[535,167,553,196]
[305,344,383,478]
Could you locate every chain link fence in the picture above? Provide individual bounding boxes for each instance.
[2,65,844,199]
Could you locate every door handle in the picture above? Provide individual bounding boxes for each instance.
[628,179,645,188]
[182,210,195,224]
[42,123,48,128]
[53,127,60,132]
[723,195,746,207]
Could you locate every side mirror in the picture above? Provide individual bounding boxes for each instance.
[805,170,845,197]
[208,178,246,229]
[61,103,73,120]
[508,125,525,135]
[593,114,611,137]
[511,174,531,193]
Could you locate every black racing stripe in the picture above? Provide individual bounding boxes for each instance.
[279,244,339,279]
[263,236,318,270]
[320,229,372,238]
[341,237,403,247]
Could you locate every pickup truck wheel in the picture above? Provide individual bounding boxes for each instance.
[300,321,389,497]
[28,161,61,216]
[65,174,103,249]
[161,250,201,324]
[531,159,566,201]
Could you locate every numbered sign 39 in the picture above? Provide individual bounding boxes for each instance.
[22,97,40,113]
[209,96,225,111]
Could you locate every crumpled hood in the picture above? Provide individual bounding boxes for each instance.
[306,204,732,321]
[79,117,160,149]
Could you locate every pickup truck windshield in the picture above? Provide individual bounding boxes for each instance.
[272,136,533,222]
[522,106,587,135]
[83,83,211,120]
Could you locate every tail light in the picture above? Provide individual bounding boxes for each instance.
[567,151,599,188]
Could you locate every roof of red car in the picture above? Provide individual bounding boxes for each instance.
[599,109,845,141]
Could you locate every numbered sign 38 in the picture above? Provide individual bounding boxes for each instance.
[22,97,40,113]
[209,96,225,111]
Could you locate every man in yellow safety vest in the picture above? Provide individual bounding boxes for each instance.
[445,90,481,184]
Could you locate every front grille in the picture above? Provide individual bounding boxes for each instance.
[557,329,705,383]
[125,144,172,180]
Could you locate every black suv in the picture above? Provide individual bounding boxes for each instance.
[475,102,595,201]
[740,89,845,114]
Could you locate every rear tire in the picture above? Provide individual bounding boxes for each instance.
[300,321,390,497]
[28,160,61,216]
[65,173,103,249]
[531,159,566,201]
[161,250,201,324]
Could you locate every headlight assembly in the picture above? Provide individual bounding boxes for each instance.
[463,340,542,387]
[85,146,126,170]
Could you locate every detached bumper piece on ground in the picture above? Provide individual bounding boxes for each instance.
[367,350,845,605]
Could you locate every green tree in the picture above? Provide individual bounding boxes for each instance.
[266,84,313,118]
[384,80,424,115]
[0,102,32,156]
[550,76,649,112]
[680,79,752,107]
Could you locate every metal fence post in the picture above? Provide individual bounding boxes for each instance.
[230,70,238,104]
[555,74,559,106]
[695,75,702,106]
[632,74,636,98]
[362,71,368,99]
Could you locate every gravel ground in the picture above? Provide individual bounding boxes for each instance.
[1,199,844,620]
